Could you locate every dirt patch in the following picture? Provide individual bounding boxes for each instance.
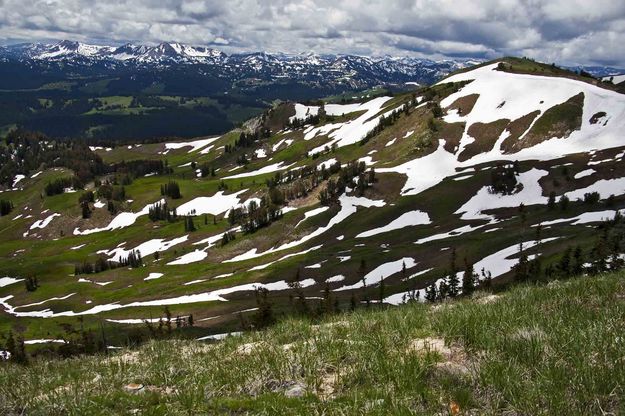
[408,337,452,358]
[445,93,479,117]
[439,122,466,153]
[459,119,510,161]
[500,110,541,153]
[407,337,473,377]
[504,94,584,153]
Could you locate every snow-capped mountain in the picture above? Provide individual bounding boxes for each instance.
[0,40,481,85]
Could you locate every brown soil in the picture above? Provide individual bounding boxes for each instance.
[459,119,510,161]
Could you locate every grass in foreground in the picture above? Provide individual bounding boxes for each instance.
[1,272,624,415]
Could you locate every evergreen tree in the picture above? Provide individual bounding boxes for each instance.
[425,284,438,302]
[557,246,573,277]
[480,268,492,289]
[161,180,182,199]
[184,216,196,232]
[547,191,556,210]
[0,199,13,216]
[447,249,460,297]
[81,201,91,219]
[514,243,530,282]
[253,287,275,328]
[462,258,476,296]
[572,245,584,275]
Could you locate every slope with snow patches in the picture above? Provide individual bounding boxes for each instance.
[380,63,625,197]
[2,59,625,340]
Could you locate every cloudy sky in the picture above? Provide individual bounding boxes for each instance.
[1,0,624,66]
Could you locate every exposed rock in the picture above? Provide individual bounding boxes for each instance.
[284,382,306,398]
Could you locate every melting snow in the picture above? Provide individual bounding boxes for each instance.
[295,206,329,227]
[538,210,623,227]
[226,195,385,263]
[0,277,24,288]
[102,235,188,262]
[145,273,164,281]
[29,213,60,230]
[74,199,165,235]
[176,190,247,216]
[574,169,596,179]
[165,137,219,153]
[565,177,625,200]
[12,175,25,187]
[456,169,548,220]
[222,162,295,179]
[357,210,431,238]
[306,97,395,154]
[335,257,417,291]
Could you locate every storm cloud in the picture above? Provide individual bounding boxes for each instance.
[0,0,624,65]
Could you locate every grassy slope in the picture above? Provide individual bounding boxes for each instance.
[1,271,624,415]
[1,59,624,345]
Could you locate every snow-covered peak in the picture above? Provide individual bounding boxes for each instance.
[30,40,114,60]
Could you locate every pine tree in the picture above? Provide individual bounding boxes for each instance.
[558,246,572,277]
[547,191,556,210]
[572,245,584,275]
[379,276,385,305]
[349,293,357,311]
[81,201,91,219]
[514,243,530,282]
[447,249,459,297]
[425,284,437,302]
[253,287,275,328]
[462,258,476,296]
[184,216,196,232]
[480,268,492,289]
[164,306,172,334]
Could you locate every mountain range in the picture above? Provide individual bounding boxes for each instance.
[1,40,481,85]
[1,40,623,141]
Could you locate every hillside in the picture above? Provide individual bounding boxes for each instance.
[1,271,624,414]
[0,57,625,352]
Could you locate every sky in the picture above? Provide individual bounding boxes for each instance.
[0,0,624,66]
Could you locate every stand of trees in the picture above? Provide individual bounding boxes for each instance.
[160,180,182,199]
[148,201,178,222]
[224,129,271,154]
[490,162,520,195]
[44,176,82,196]
[228,196,283,234]
[75,250,143,276]
[0,199,13,216]
[24,276,39,292]
[112,159,172,178]
[319,161,372,205]
[0,129,107,188]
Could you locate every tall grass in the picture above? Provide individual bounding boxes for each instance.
[1,272,624,415]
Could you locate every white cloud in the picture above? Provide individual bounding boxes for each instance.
[0,0,622,65]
